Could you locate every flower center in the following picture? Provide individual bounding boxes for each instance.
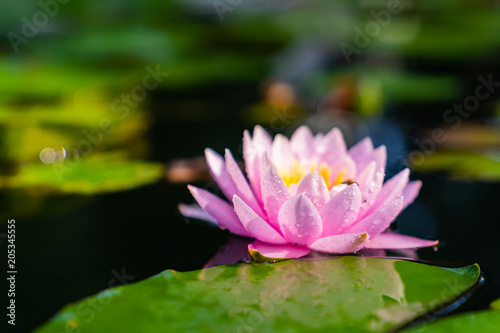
[279,159,345,189]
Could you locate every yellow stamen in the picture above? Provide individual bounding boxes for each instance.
[318,163,333,189]
[279,159,345,190]
[332,170,346,187]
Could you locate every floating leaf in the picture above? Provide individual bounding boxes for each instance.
[411,151,500,181]
[0,157,163,195]
[401,298,500,332]
[36,257,479,333]
[0,99,150,164]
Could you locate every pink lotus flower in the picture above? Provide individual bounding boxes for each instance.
[180,125,438,259]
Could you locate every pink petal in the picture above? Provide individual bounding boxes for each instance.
[320,183,362,236]
[313,132,324,146]
[349,137,374,173]
[188,185,251,238]
[243,130,261,199]
[249,241,311,259]
[365,233,438,249]
[368,168,410,215]
[329,155,357,184]
[271,134,294,173]
[295,172,330,211]
[356,161,376,190]
[358,166,385,218]
[243,127,272,205]
[224,149,266,218]
[316,128,346,165]
[178,204,217,224]
[329,184,348,197]
[348,196,404,238]
[290,125,315,159]
[205,148,238,201]
[260,165,291,230]
[278,194,323,246]
[233,195,286,244]
[259,152,273,171]
[253,125,273,150]
[402,180,422,210]
[308,233,369,254]
[373,145,387,172]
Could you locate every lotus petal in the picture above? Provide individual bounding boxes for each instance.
[224,149,265,218]
[365,233,438,249]
[296,172,330,211]
[320,183,361,236]
[402,180,422,210]
[188,185,251,237]
[308,233,369,253]
[261,164,291,230]
[290,125,315,159]
[278,194,323,246]
[233,195,286,244]
[349,137,374,172]
[178,204,216,224]
[348,196,403,238]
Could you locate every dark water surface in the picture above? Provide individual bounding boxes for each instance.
[2,92,500,332]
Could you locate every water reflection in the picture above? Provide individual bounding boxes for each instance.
[205,234,424,269]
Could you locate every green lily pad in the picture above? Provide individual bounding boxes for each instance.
[0,104,149,164]
[0,157,163,195]
[36,257,480,333]
[401,298,500,333]
[411,151,500,181]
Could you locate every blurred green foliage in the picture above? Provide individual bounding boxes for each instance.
[492,298,500,311]
[413,151,500,181]
[1,0,500,200]
[412,151,500,181]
